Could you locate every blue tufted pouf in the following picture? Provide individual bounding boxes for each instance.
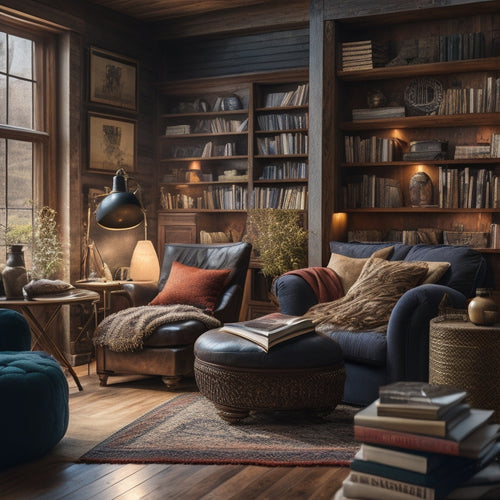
[0,350,69,468]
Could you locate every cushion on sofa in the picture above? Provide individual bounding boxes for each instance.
[305,258,429,333]
[329,241,411,260]
[327,245,394,293]
[404,244,487,297]
[319,329,387,366]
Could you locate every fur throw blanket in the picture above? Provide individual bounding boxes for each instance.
[93,304,221,352]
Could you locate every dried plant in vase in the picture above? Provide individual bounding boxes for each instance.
[31,206,62,279]
[245,209,308,279]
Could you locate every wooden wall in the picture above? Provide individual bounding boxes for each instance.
[161,28,309,80]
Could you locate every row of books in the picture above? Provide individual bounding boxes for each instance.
[192,117,248,134]
[252,185,307,210]
[437,77,500,115]
[256,112,308,131]
[259,162,307,180]
[201,141,238,158]
[344,135,403,163]
[438,166,500,209]
[256,133,308,155]
[264,83,309,107]
[159,185,248,210]
[438,32,486,62]
[340,40,389,71]
[343,174,403,209]
[336,381,500,500]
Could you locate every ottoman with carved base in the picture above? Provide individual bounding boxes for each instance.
[194,328,345,423]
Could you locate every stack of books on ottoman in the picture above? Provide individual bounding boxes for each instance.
[335,382,500,499]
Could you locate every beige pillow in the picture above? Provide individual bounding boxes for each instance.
[307,258,429,334]
[327,245,394,293]
[421,261,451,284]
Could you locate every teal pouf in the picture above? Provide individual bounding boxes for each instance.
[0,350,69,469]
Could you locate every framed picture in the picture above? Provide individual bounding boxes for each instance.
[89,46,138,111]
[88,113,136,173]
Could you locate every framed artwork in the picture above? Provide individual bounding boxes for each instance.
[88,113,136,173]
[89,46,138,111]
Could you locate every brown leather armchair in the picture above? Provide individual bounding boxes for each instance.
[95,242,252,387]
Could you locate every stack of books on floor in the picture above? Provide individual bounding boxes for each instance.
[335,382,500,500]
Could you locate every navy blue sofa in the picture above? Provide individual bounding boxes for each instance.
[272,243,489,406]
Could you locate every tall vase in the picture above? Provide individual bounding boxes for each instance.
[2,245,29,299]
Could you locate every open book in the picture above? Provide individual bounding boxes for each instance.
[220,312,315,351]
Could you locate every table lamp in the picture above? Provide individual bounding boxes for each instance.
[187,160,202,182]
[129,240,160,282]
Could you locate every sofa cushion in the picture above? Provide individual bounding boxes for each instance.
[327,246,394,293]
[306,258,429,333]
[404,244,487,297]
[329,241,411,260]
[319,330,387,366]
[150,261,231,313]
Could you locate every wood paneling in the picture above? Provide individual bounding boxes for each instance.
[161,29,309,81]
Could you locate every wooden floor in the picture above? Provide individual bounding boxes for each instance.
[0,363,349,500]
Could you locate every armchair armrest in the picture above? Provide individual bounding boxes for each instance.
[121,282,159,307]
[386,283,467,383]
[214,283,243,323]
[272,272,319,315]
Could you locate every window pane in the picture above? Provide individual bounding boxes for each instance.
[0,74,5,122]
[8,35,32,79]
[0,32,6,73]
[8,77,32,128]
[7,140,32,208]
[0,139,5,206]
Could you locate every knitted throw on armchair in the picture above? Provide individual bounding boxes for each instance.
[93,304,221,352]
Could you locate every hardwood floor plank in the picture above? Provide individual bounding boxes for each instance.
[0,363,349,499]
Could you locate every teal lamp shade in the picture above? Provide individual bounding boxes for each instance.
[96,170,144,230]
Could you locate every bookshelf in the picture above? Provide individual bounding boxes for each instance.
[309,1,500,266]
[156,68,308,317]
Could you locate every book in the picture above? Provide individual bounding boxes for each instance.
[379,382,467,410]
[343,472,435,500]
[447,463,500,499]
[356,443,472,474]
[350,442,500,487]
[354,421,499,458]
[356,400,471,437]
[219,312,315,351]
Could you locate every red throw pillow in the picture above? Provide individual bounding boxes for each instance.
[149,261,231,313]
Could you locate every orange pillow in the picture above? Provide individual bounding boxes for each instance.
[149,261,231,313]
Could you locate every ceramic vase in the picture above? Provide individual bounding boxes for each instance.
[468,288,499,326]
[2,245,29,299]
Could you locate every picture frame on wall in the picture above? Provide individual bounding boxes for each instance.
[88,113,136,173]
[89,46,138,111]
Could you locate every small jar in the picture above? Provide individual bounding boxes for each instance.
[468,288,499,326]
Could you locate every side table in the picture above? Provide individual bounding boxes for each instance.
[75,280,156,319]
[429,316,500,423]
[0,289,99,391]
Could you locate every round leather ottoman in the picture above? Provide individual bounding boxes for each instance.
[194,329,345,423]
[0,351,69,468]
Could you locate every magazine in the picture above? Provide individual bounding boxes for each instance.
[220,312,315,351]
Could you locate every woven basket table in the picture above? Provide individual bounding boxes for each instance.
[429,316,500,423]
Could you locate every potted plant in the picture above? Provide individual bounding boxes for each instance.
[245,208,308,281]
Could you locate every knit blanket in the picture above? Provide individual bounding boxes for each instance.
[93,304,221,352]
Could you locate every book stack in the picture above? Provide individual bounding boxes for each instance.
[336,382,500,500]
[341,40,388,71]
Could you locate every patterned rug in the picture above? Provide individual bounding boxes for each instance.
[80,393,359,466]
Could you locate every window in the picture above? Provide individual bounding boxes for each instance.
[0,23,54,269]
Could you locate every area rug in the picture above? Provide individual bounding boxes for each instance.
[79,393,359,466]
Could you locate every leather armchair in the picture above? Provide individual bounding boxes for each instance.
[95,242,252,387]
